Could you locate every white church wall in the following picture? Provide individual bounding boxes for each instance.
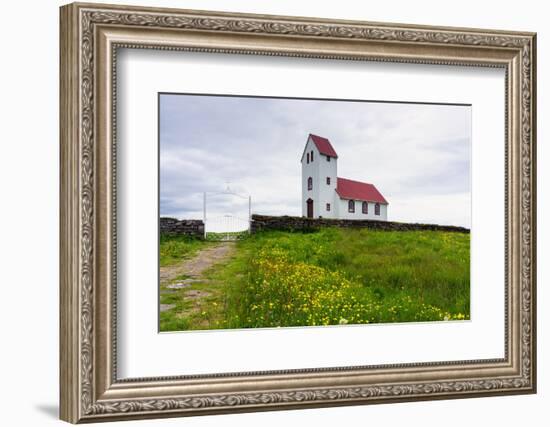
[336,198,388,221]
[379,203,388,221]
[301,137,320,217]
[316,152,338,219]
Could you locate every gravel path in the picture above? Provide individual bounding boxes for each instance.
[159,242,236,314]
[160,242,236,286]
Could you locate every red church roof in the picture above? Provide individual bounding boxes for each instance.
[309,134,338,158]
[336,177,388,204]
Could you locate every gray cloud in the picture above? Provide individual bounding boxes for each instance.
[160,94,471,227]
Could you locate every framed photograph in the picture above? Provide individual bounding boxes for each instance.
[158,94,472,333]
[60,2,537,423]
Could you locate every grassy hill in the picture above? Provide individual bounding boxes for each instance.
[160,228,469,331]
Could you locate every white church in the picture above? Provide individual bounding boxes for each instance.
[301,134,388,220]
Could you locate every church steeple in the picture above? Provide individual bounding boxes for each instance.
[301,134,338,219]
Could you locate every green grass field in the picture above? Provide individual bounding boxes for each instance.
[159,228,470,331]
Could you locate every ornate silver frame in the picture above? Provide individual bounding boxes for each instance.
[60,2,536,423]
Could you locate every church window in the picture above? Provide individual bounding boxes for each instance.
[362,201,368,214]
[326,156,330,162]
[311,150,314,161]
[308,177,313,191]
[326,177,331,185]
[375,203,381,215]
[348,200,355,213]
[326,203,331,211]
[306,152,309,163]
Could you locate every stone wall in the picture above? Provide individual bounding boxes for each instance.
[160,215,469,238]
[250,214,469,234]
[160,217,204,238]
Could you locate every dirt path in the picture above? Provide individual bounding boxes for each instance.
[160,242,236,286]
[159,242,237,321]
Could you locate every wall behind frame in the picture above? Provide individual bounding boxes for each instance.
[0,0,544,426]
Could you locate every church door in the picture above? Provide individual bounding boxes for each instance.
[306,198,313,218]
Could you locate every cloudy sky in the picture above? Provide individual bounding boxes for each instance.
[160,93,471,228]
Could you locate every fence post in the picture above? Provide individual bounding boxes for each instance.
[248,195,252,234]
[203,192,207,239]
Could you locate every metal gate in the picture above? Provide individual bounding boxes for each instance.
[203,188,251,241]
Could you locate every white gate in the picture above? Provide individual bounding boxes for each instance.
[203,188,251,241]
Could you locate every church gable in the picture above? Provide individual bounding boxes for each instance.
[309,134,338,158]
[300,133,338,163]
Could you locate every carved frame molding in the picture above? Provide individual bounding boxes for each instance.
[60,2,536,423]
